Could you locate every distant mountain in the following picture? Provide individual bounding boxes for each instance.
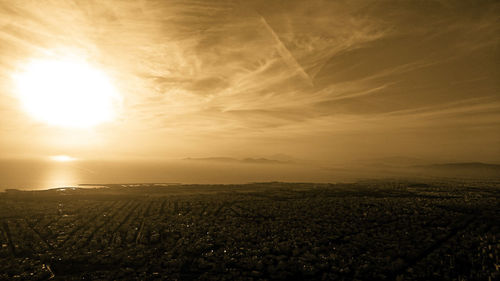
[413,162,500,179]
[183,157,238,162]
[420,162,500,169]
[267,154,298,163]
[183,157,291,164]
[242,158,285,164]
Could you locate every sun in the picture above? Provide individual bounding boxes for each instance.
[13,58,121,128]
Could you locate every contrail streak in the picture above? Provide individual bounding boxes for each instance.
[259,15,313,86]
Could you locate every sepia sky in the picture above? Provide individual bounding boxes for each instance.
[0,0,499,165]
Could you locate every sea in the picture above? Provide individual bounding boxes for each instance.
[0,158,343,191]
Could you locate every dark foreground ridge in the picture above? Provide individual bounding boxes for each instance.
[0,181,498,280]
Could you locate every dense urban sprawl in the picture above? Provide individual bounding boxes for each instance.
[0,181,498,280]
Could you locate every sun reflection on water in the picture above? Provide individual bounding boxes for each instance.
[50,155,77,162]
[42,160,80,189]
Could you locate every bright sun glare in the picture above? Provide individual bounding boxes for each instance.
[13,58,121,128]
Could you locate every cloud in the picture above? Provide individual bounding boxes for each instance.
[0,0,499,162]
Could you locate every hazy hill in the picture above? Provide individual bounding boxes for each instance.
[413,162,500,179]
[183,157,291,164]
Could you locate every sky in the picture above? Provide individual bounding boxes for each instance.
[0,0,499,168]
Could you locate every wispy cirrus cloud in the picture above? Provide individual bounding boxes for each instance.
[0,0,499,162]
